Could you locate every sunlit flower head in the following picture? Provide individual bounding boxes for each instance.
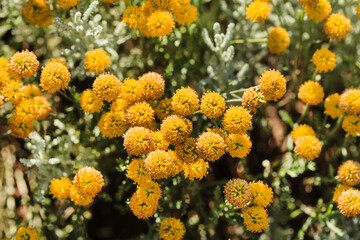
[69,185,94,206]
[182,157,208,181]
[200,91,226,119]
[337,160,360,186]
[160,115,192,144]
[1,80,24,105]
[294,135,322,161]
[144,150,175,179]
[243,206,269,233]
[9,49,39,78]
[339,89,360,115]
[175,137,198,164]
[40,62,71,93]
[84,49,111,74]
[246,1,271,22]
[342,115,360,136]
[225,134,252,159]
[93,73,121,102]
[80,89,104,114]
[98,111,128,138]
[304,0,331,23]
[22,84,42,98]
[138,72,165,101]
[159,218,186,240]
[196,132,226,162]
[150,130,170,151]
[119,78,144,103]
[298,80,324,105]
[291,124,316,142]
[324,93,344,119]
[73,166,104,198]
[125,101,155,128]
[9,115,33,139]
[33,96,51,120]
[147,10,175,37]
[222,106,252,134]
[268,27,290,54]
[324,13,351,40]
[155,97,174,120]
[312,49,336,73]
[129,192,158,219]
[127,159,151,184]
[333,185,354,203]
[110,97,130,113]
[173,4,198,26]
[22,0,53,26]
[337,189,360,217]
[224,178,253,208]
[258,69,287,102]
[136,179,162,204]
[49,177,72,200]
[13,98,37,122]
[249,180,273,207]
[172,87,200,116]
[242,87,266,113]
[123,127,153,156]
[122,6,143,29]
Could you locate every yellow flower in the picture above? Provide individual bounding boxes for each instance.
[337,189,360,217]
[342,115,360,136]
[243,206,269,233]
[110,97,130,113]
[222,106,252,134]
[259,69,287,102]
[196,132,226,162]
[324,13,351,40]
[249,180,273,207]
[242,87,266,113]
[150,131,170,151]
[9,49,39,78]
[175,137,198,163]
[69,185,94,206]
[22,0,52,26]
[144,150,175,179]
[225,134,252,158]
[160,115,192,144]
[200,91,226,119]
[1,80,24,105]
[98,111,128,138]
[84,49,111,74]
[31,96,51,120]
[155,97,174,120]
[182,157,208,181]
[312,49,336,73]
[147,10,175,37]
[92,73,121,102]
[268,27,290,54]
[13,99,37,122]
[15,226,40,240]
[123,127,153,156]
[333,185,354,203]
[138,72,165,101]
[172,87,199,116]
[119,78,144,103]
[80,89,104,113]
[173,4,198,26]
[298,80,324,105]
[337,160,360,186]
[73,166,105,198]
[129,192,158,219]
[127,159,151,184]
[294,135,322,161]
[339,89,360,115]
[291,124,316,142]
[122,6,143,29]
[324,93,344,119]
[9,115,33,138]
[125,101,155,128]
[22,84,42,98]
[159,218,186,240]
[223,178,253,208]
[57,0,79,8]
[246,1,271,22]
[304,0,331,23]
[49,177,72,200]
[167,150,184,176]
[40,62,71,93]
[136,180,162,204]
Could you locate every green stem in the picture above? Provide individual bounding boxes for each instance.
[230,38,268,45]
[295,104,309,125]
[324,115,345,144]
[226,98,242,103]
[311,70,318,81]
[271,2,285,27]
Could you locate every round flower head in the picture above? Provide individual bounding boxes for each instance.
[337,160,360,186]
[57,0,79,8]
[304,0,331,23]
[22,84,42,98]
[324,93,344,119]
[9,50,39,78]
[119,78,144,103]
[298,80,324,105]
[333,185,354,203]
[136,180,162,204]
[324,13,351,40]
[242,87,266,113]
[9,115,33,138]
[196,132,226,162]
[147,10,175,37]
[84,49,111,74]
[73,166,105,198]
[129,192,158,219]
[342,115,360,136]
[249,180,273,207]
[160,115,192,144]
[246,1,271,22]
[225,134,252,159]
[155,97,174,120]
[22,0,52,26]
[200,91,226,119]
[222,106,252,134]
[172,87,199,116]
[159,218,186,240]
[175,137,198,163]
[111,98,130,113]
[224,178,253,208]
[243,206,269,233]
[339,89,360,115]
[33,96,51,120]
[312,49,336,73]
[144,150,175,179]
[173,4,198,25]
[40,62,71,93]
[80,89,104,113]
[259,69,287,102]
[127,159,151,184]
[337,189,360,217]
[98,111,128,138]
[357,5,360,19]
[15,226,40,240]
[150,131,169,151]
[93,73,121,102]
[123,127,153,156]
[294,135,322,161]
[138,72,165,101]
[125,101,155,128]
[167,150,183,176]
[49,177,72,200]
[182,158,208,181]
[291,124,316,142]
[122,6,143,29]
[268,27,290,54]
[69,185,94,206]
[1,80,24,105]
[13,99,37,122]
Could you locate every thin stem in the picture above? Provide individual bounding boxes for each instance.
[271,2,285,27]
[230,38,268,45]
[324,115,345,144]
[295,104,309,125]
[58,90,75,103]
[226,98,242,103]
[311,70,318,81]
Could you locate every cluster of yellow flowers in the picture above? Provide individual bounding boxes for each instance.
[223,178,274,233]
[49,166,104,206]
[14,226,40,240]
[122,0,198,37]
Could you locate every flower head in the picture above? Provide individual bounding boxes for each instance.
[337,160,360,186]
[15,226,40,240]
[243,206,269,233]
[175,137,198,163]
[122,6,143,29]
[225,134,252,158]
[333,185,354,203]
[337,189,360,217]
[123,127,153,156]
[69,185,94,206]
[182,157,208,180]
[259,69,287,102]
[324,93,344,119]
[294,135,322,160]
[291,124,316,142]
[324,13,351,40]
[13,98,37,122]
[342,115,360,136]
[129,192,158,219]
[22,84,42,98]
[298,80,324,105]
[1,80,24,104]
[138,72,165,101]
[160,115,192,144]
[144,150,175,179]
[312,49,336,73]
[73,167,104,198]
[33,96,51,120]
[22,0,52,26]
[246,1,271,22]
[173,4,198,25]
[125,101,155,128]
[111,98,130,113]
[224,178,253,208]
[155,97,174,120]
[136,180,162,204]
[200,92,226,119]
[222,106,252,134]
[84,49,111,74]
[304,0,331,23]
[93,73,121,102]
[249,180,273,207]
[9,115,33,138]
[172,87,200,116]
[268,27,290,54]
[196,132,226,162]
[40,62,71,93]
[159,218,186,240]
[127,159,151,184]
[150,131,170,151]
[9,50,39,78]
[80,89,104,113]
[98,111,128,138]
[119,78,144,103]
[242,87,266,113]
[49,177,72,200]
[339,89,360,115]
[147,10,175,37]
